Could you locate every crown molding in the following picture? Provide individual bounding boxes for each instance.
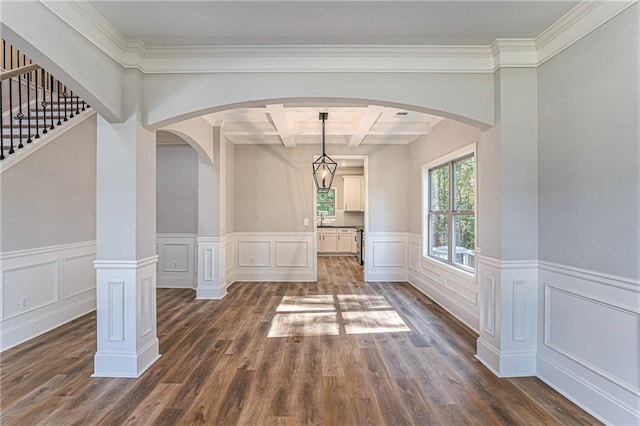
[491,39,538,70]
[40,0,129,62]
[535,0,638,66]
[140,45,495,73]
[39,0,637,74]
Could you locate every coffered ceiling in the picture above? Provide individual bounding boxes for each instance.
[203,105,444,146]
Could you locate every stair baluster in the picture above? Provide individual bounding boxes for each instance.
[17,52,24,149]
[34,68,40,140]
[26,63,32,144]
[56,80,61,126]
[8,45,15,154]
[41,70,48,134]
[63,85,68,122]
[69,90,74,118]
[49,74,54,130]
[0,38,91,161]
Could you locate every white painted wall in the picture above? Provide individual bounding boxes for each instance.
[156,144,198,234]
[143,73,494,129]
[536,5,640,424]
[233,144,409,233]
[1,114,97,252]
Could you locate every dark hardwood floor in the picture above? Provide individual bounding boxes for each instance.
[1,256,598,425]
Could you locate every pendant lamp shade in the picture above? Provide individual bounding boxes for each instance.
[313,112,337,191]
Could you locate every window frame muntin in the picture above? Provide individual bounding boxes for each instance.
[422,144,476,275]
[316,187,338,218]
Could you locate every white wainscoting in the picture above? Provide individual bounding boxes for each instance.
[0,241,96,351]
[232,233,315,282]
[156,233,197,289]
[366,232,409,282]
[536,261,640,425]
[407,233,479,333]
[476,254,538,378]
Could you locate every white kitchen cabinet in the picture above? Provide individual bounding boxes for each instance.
[318,228,356,253]
[336,229,353,252]
[318,228,337,253]
[343,176,364,212]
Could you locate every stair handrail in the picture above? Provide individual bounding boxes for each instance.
[0,63,41,81]
[1,38,89,162]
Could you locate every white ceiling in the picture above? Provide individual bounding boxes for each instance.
[203,104,444,146]
[95,0,578,148]
[89,1,578,46]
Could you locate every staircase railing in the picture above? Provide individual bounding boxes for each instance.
[1,39,90,161]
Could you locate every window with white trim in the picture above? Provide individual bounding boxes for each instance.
[316,188,337,217]
[424,150,475,272]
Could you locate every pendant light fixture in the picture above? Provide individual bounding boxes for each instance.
[312,112,337,191]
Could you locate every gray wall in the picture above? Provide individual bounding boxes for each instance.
[538,4,639,279]
[408,119,481,235]
[224,136,235,234]
[234,144,409,232]
[1,114,97,252]
[156,143,198,234]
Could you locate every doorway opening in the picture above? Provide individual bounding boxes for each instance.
[313,154,369,281]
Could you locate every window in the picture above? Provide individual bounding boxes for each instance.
[424,149,475,272]
[317,188,337,217]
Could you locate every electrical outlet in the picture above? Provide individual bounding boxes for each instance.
[20,297,29,311]
[250,258,254,264]
[173,261,178,268]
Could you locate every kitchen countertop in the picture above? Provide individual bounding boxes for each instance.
[317,225,364,231]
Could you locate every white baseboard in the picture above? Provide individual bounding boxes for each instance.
[476,338,537,377]
[0,297,95,351]
[93,338,161,378]
[233,269,314,282]
[408,270,479,333]
[0,240,97,352]
[157,276,196,289]
[196,281,228,299]
[538,355,639,425]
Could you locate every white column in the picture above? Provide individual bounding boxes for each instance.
[93,112,160,378]
[476,68,539,377]
[196,126,228,299]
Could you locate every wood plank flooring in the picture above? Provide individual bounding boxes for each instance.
[1,256,599,425]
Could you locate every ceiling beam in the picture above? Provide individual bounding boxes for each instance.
[266,104,296,148]
[347,106,383,148]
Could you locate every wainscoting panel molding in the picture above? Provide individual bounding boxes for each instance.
[232,233,315,282]
[537,262,640,425]
[366,233,409,282]
[156,234,196,289]
[476,254,538,378]
[407,234,478,332]
[0,241,96,352]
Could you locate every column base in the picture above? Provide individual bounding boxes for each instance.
[196,281,228,300]
[476,338,536,377]
[93,338,160,378]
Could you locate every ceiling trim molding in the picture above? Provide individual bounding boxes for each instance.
[535,0,637,66]
[39,0,637,74]
[140,45,495,73]
[491,39,538,70]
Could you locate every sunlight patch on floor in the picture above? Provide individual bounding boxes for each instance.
[342,310,411,335]
[267,312,339,337]
[267,293,410,337]
[276,295,335,312]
